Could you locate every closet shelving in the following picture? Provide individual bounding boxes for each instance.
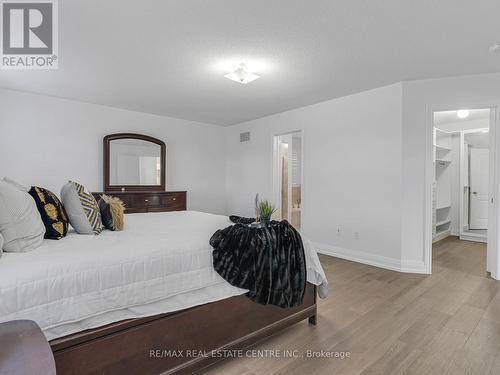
[436,219,451,227]
[435,159,451,165]
[436,204,451,210]
[435,145,451,153]
[433,128,452,242]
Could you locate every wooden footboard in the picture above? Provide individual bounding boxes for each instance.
[50,283,317,375]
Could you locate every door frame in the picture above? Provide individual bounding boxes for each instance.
[425,105,499,278]
[272,130,304,225]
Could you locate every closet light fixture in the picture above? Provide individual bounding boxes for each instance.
[457,110,470,119]
[490,43,500,53]
[224,63,260,84]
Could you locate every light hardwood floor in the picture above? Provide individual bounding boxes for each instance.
[203,236,500,375]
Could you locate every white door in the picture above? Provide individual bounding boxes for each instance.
[470,148,489,229]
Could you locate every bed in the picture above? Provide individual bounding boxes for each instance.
[0,211,326,374]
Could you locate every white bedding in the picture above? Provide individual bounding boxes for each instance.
[0,211,327,340]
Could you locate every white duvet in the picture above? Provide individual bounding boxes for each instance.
[0,211,327,340]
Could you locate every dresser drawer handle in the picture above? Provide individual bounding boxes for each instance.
[172,198,176,201]
[145,199,149,202]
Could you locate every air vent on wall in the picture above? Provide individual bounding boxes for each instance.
[240,132,251,142]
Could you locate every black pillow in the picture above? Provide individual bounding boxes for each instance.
[98,198,114,230]
[28,186,69,240]
[98,195,125,231]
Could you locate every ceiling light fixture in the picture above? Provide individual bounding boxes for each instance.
[457,110,470,119]
[490,43,500,53]
[224,63,260,84]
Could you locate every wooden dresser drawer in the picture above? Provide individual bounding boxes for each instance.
[131,194,161,207]
[117,194,133,209]
[161,193,186,207]
[92,191,187,214]
[125,207,148,214]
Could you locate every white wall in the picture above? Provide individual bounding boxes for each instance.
[225,72,500,274]
[401,72,500,269]
[0,88,227,214]
[465,132,490,149]
[225,83,405,269]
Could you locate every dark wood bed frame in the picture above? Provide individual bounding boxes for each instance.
[50,284,317,375]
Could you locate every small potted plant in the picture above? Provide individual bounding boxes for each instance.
[257,199,277,227]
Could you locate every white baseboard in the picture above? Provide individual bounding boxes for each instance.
[433,230,451,243]
[400,259,428,274]
[312,242,427,274]
[459,234,487,243]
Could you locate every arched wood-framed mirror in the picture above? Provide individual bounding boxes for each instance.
[103,133,166,192]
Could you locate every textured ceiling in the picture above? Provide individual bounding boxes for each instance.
[1,0,500,125]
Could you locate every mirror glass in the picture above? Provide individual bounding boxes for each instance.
[109,139,162,186]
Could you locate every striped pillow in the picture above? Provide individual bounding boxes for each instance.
[60,181,102,235]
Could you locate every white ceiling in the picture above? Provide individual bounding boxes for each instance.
[434,109,491,124]
[434,109,490,132]
[2,0,500,126]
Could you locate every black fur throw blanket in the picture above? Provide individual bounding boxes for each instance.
[210,220,307,308]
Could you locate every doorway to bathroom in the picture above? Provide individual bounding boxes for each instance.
[273,131,302,230]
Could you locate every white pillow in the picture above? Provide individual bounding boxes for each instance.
[0,180,45,252]
[2,176,29,192]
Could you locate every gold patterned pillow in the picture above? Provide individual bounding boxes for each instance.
[28,186,69,239]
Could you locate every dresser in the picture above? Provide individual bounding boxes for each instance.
[92,191,187,214]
